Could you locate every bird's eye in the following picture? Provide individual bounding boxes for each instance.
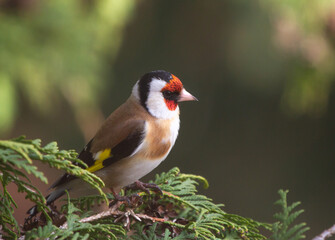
[163,90,173,97]
[162,90,179,101]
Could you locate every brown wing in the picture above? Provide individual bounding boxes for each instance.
[50,97,148,189]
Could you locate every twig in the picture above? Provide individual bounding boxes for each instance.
[312,224,335,240]
[60,201,122,229]
[60,201,185,229]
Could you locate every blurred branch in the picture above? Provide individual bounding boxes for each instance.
[312,224,335,240]
[61,84,105,141]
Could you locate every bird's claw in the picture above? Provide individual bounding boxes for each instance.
[109,193,141,208]
[125,180,163,196]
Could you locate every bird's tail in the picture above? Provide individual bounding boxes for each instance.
[27,188,66,216]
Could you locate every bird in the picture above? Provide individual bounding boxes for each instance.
[28,70,197,216]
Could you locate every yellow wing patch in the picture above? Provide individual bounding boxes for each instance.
[86,149,112,173]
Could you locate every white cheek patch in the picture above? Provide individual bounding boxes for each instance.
[146,79,179,119]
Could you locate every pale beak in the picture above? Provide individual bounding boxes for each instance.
[178,88,198,102]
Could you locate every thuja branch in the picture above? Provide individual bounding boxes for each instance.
[2,137,313,240]
[0,136,107,237]
[60,201,186,231]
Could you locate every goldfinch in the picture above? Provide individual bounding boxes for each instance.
[28,70,197,216]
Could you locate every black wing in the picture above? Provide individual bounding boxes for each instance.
[49,123,145,189]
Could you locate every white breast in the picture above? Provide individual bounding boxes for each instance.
[97,114,180,192]
[169,114,180,146]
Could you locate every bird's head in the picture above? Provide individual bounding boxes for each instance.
[132,70,197,119]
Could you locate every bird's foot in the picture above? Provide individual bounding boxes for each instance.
[109,192,141,208]
[125,180,163,196]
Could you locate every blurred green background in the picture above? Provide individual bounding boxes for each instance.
[1,0,335,238]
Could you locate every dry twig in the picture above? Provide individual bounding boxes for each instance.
[312,224,335,240]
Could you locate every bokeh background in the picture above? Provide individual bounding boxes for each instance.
[1,0,335,238]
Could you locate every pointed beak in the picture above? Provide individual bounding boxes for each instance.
[178,88,198,102]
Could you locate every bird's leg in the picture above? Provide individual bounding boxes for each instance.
[111,182,163,228]
[109,188,141,207]
[125,180,163,196]
[109,188,131,206]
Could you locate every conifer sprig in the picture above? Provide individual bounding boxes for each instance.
[150,167,270,239]
[24,193,125,240]
[0,136,107,238]
[270,189,309,240]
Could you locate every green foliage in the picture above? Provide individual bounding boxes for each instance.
[260,0,335,116]
[129,222,192,240]
[0,136,106,238]
[150,167,270,239]
[25,193,125,240]
[66,167,270,239]
[153,167,218,212]
[0,137,311,239]
[0,0,135,134]
[270,190,309,240]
